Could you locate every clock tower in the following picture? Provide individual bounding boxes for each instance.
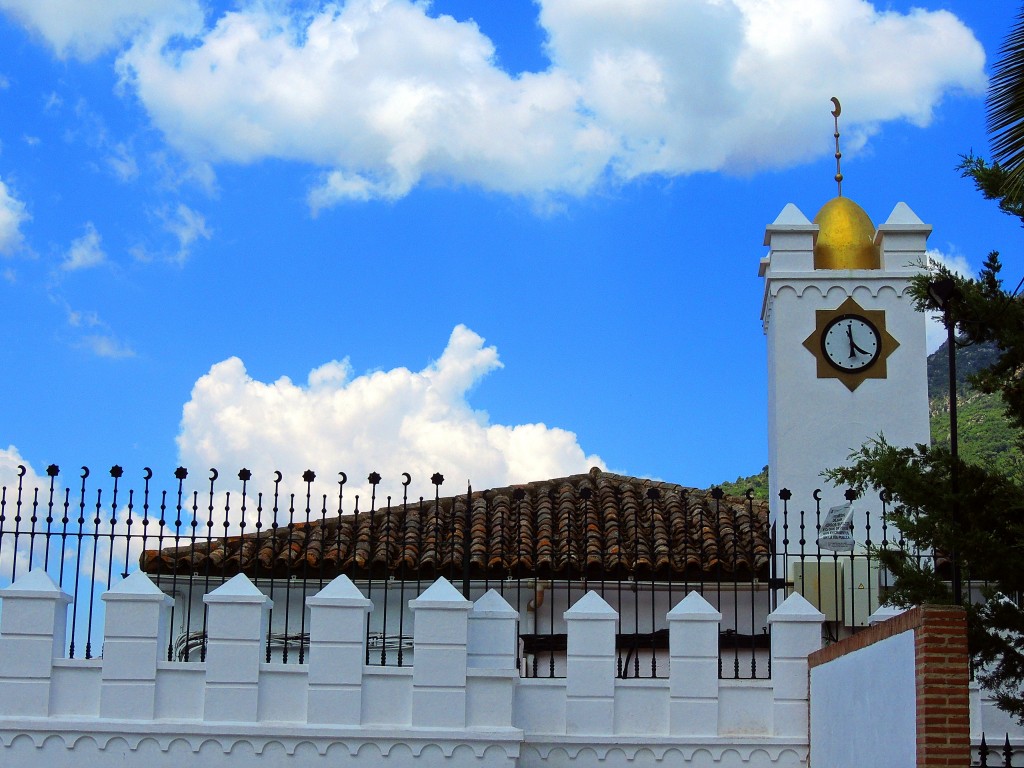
[760,191,932,522]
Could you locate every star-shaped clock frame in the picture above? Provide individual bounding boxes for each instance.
[802,296,899,392]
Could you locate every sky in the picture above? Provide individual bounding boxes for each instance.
[0,0,1021,509]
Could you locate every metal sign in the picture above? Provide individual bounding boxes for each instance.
[817,501,855,551]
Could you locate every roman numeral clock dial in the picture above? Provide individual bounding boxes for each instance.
[802,297,899,391]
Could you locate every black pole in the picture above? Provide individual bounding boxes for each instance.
[929,277,963,606]
[946,311,962,605]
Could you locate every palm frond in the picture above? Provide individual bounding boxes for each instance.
[988,7,1024,199]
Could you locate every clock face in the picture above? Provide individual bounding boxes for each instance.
[821,314,881,372]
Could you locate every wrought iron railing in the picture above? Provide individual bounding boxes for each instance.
[976,733,1020,767]
[0,464,953,680]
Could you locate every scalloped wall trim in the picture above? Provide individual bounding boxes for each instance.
[0,726,811,764]
[521,740,806,762]
[0,725,524,759]
[769,282,906,301]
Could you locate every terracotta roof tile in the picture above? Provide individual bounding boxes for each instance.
[141,468,771,581]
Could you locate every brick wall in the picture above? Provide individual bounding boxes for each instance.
[808,604,969,768]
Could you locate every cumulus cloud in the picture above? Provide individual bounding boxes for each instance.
[62,222,106,270]
[111,0,984,206]
[0,0,202,60]
[178,325,604,499]
[0,176,29,255]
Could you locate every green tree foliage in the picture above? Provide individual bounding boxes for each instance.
[718,466,769,499]
[828,435,1024,720]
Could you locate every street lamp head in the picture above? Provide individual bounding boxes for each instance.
[927,277,960,309]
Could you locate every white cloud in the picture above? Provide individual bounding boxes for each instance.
[57,297,136,358]
[0,176,29,255]
[107,142,139,181]
[62,221,106,270]
[112,0,984,206]
[80,334,135,359]
[0,0,202,61]
[177,325,604,499]
[160,203,210,263]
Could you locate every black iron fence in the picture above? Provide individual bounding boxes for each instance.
[0,464,957,680]
[976,734,1020,766]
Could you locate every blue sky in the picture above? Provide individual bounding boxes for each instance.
[0,0,1021,502]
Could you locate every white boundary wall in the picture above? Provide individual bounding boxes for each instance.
[809,627,916,767]
[0,569,825,767]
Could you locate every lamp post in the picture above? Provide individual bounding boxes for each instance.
[928,277,962,605]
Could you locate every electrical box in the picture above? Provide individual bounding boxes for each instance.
[843,550,881,628]
[788,560,842,623]
[788,553,881,627]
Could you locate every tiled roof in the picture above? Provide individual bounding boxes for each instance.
[141,467,771,581]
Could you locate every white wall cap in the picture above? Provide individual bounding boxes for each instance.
[564,590,617,620]
[767,591,826,623]
[471,589,518,617]
[306,574,372,608]
[2,568,69,599]
[410,576,472,609]
[868,604,910,625]
[102,570,172,603]
[763,203,816,245]
[876,202,932,233]
[667,590,723,621]
[203,573,269,604]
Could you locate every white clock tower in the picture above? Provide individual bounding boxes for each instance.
[760,189,932,523]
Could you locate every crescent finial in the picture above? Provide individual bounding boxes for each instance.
[338,471,347,485]
[812,489,822,502]
[273,470,283,483]
[143,467,153,480]
[209,468,219,482]
[830,97,843,196]
[402,472,411,487]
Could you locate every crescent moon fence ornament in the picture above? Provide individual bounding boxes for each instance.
[16,464,26,477]
[745,489,755,500]
[143,467,153,480]
[812,489,822,502]
[209,468,218,482]
[831,96,841,117]
[338,472,347,485]
[81,466,90,479]
[402,473,412,487]
[274,471,283,483]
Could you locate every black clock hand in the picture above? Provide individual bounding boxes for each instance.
[851,339,871,356]
[846,322,856,358]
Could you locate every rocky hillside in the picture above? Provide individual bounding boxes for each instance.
[927,340,1020,478]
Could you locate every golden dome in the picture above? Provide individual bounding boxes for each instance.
[812,196,880,269]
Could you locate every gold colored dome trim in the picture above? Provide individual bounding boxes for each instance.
[812,196,880,270]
